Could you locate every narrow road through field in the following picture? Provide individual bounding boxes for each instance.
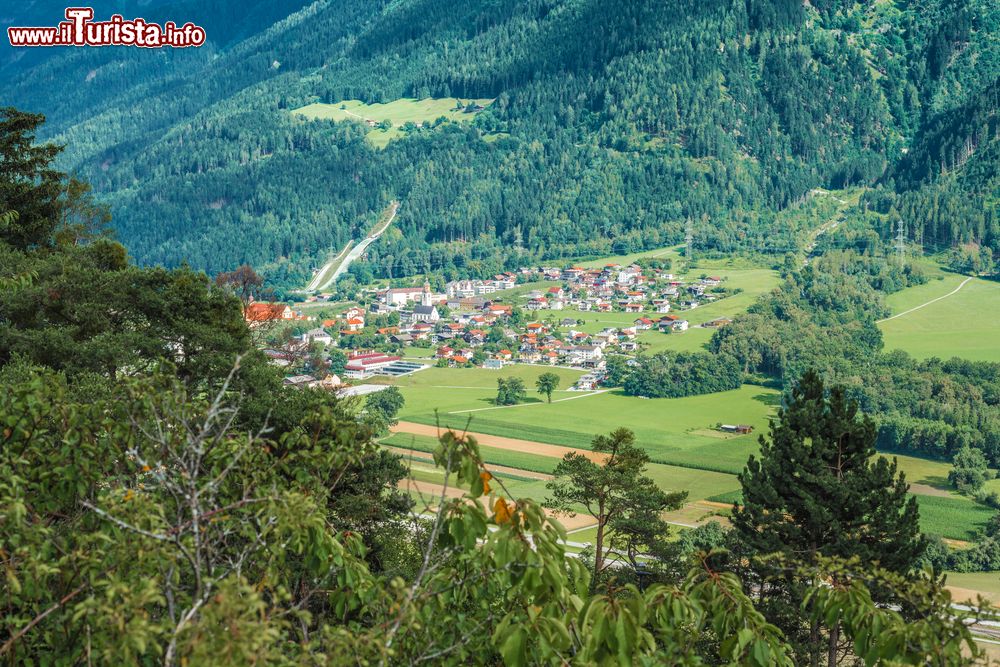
[391,421,606,463]
[877,277,973,323]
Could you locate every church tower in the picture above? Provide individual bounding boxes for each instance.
[421,279,432,307]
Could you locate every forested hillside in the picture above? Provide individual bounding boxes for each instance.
[3,0,997,285]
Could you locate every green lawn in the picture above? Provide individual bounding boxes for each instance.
[879,274,1000,362]
[886,452,954,490]
[294,97,493,148]
[385,368,779,475]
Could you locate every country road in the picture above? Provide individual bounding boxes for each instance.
[308,201,399,291]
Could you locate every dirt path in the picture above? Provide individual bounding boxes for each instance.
[877,276,973,323]
[391,421,606,463]
[401,478,467,500]
[907,482,952,498]
[384,445,553,481]
[948,585,1000,607]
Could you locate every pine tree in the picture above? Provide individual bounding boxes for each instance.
[732,370,924,666]
[546,428,685,578]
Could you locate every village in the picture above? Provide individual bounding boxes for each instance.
[245,261,736,392]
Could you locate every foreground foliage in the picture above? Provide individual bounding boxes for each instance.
[0,369,991,665]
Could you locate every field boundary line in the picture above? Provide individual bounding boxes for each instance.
[447,390,608,414]
[877,276,973,323]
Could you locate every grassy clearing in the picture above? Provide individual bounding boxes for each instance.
[886,452,953,491]
[879,274,1000,362]
[293,98,493,148]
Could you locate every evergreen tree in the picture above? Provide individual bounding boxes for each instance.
[547,428,685,577]
[732,370,924,666]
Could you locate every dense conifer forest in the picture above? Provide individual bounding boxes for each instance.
[2,0,996,285]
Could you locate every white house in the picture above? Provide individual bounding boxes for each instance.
[301,328,333,346]
[385,287,425,306]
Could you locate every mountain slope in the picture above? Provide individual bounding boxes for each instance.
[3,0,996,285]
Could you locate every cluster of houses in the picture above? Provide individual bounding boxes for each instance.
[445,274,518,297]
[250,263,734,391]
[518,265,724,314]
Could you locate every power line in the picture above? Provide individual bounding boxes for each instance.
[894,218,907,268]
[684,217,694,261]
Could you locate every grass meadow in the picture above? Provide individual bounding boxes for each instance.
[879,273,1000,362]
[294,97,494,147]
[386,367,778,474]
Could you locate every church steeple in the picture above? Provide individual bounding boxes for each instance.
[421,278,432,307]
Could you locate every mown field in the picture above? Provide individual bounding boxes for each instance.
[381,374,996,541]
[879,273,1000,363]
[385,367,776,474]
[383,432,742,502]
[294,97,493,147]
[943,571,1000,603]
